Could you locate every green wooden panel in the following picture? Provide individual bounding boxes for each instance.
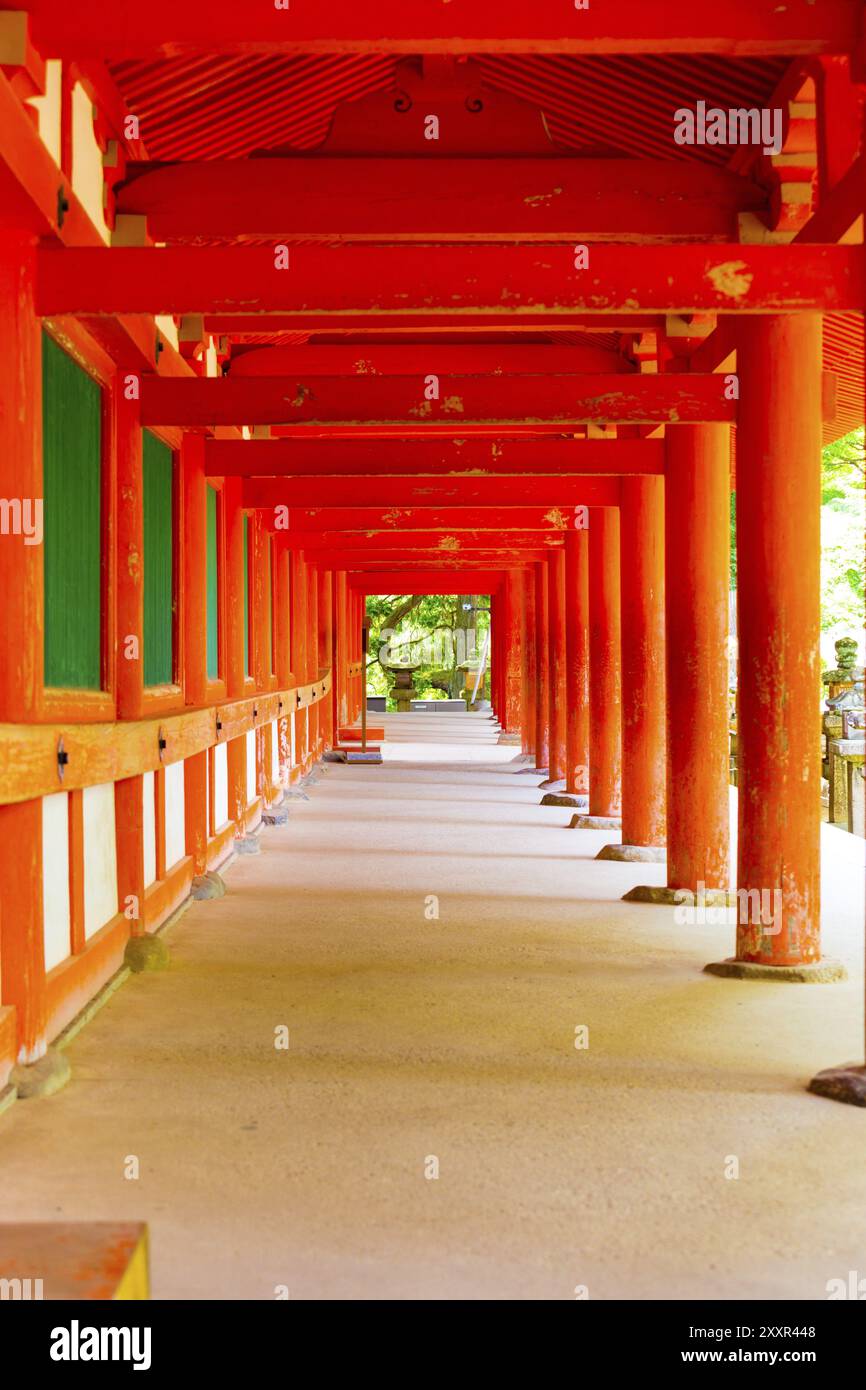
[142,431,174,687]
[42,332,103,689]
[243,515,250,676]
[206,486,219,680]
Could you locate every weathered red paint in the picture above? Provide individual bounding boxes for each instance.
[533,562,550,771]
[547,551,567,784]
[619,476,666,847]
[735,316,823,965]
[665,425,731,892]
[564,530,590,795]
[588,509,622,818]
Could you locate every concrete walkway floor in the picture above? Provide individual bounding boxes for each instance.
[1,712,864,1301]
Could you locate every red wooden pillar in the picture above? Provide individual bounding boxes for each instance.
[521,569,537,757]
[588,508,622,819]
[599,476,665,856]
[180,433,209,874]
[318,570,334,748]
[307,560,320,758]
[533,562,550,771]
[115,380,144,720]
[291,551,309,767]
[333,571,349,730]
[0,234,42,722]
[546,551,567,785]
[709,315,837,980]
[664,424,730,894]
[502,570,523,737]
[489,593,500,721]
[0,799,47,1065]
[564,529,590,797]
[224,480,247,828]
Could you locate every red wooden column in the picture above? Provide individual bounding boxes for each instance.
[533,561,550,772]
[709,315,842,982]
[500,569,523,740]
[291,550,309,768]
[307,559,320,759]
[544,551,567,786]
[598,476,665,859]
[631,424,730,902]
[318,570,334,749]
[564,529,590,800]
[224,479,248,832]
[588,508,622,822]
[489,593,500,722]
[333,571,349,731]
[521,569,537,757]
[180,433,209,881]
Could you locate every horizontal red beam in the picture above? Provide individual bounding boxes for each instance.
[283,531,565,550]
[348,572,504,595]
[118,158,763,243]
[37,246,863,318]
[141,374,732,428]
[229,344,625,377]
[205,315,664,336]
[318,549,551,566]
[245,477,621,507]
[278,507,598,531]
[20,1,858,57]
[205,438,663,477]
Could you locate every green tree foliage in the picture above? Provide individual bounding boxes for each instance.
[365,593,490,706]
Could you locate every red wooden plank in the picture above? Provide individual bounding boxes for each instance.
[140,373,734,428]
[37,245,863,318]
[117,158,764,242]
[245,477,621,507]
[228,344,626,376]
[283,507,602,531]
[205,438,663,477]
[18,1,859,58]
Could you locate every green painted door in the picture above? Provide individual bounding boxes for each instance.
[142,431,174,686]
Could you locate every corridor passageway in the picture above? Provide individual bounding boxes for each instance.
[0,716,863,1301]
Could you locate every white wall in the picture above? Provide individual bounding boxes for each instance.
[142,771,157,888]
[82,782,118,939]
[246,730,257,804]
[42,793,70,971]
[164,761,186,870]
[214,743,229,829]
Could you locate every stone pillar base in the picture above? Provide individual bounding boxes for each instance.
[623,885,731,905]
[596,844,665,863]
[538,777,565,792]
[10,1047,71,1100]
[808,1063,866,1106]
[262,806,290,826]
[191,871,226,900]
[124,934,170,973]
[570,815,621,830]
[234,834,261,855]
[497,732,521,745]
[704,958,847,984]
[540,792,588,809]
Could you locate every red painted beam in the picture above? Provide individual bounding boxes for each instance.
[36,246,863,318]
[283,531,566,550]
[205,315,665,336]
[140,374,733,428]
[245,478,622,508]
[280,507,598,531]
[348,572,504,595]
[117,158,764,243]
[205,438,663,478]
[18,1,858,58]
[228,344,626,377]
[319,550,551,566]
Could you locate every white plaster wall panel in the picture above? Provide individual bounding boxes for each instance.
[271,720,279,785]
[290,710,296,769]
[82,783,118,940]
[246,730,257,804]
[142,771,157,888]
[214,743,229,829]
[164,761,186,871]
[42,793,70,972]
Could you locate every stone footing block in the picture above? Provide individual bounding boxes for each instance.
[623,885,731,905]
[235,835,261,856]
[262,807,290,826]
[540,792,589,809]
[191,871,226,901]
[10,1048,71,1100]
[538,777,566,792]
[596,843,666,863]
[124,934,170,973]
[569,815,622,830]
[704,957,847,984]
[808,1064,866,1106]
